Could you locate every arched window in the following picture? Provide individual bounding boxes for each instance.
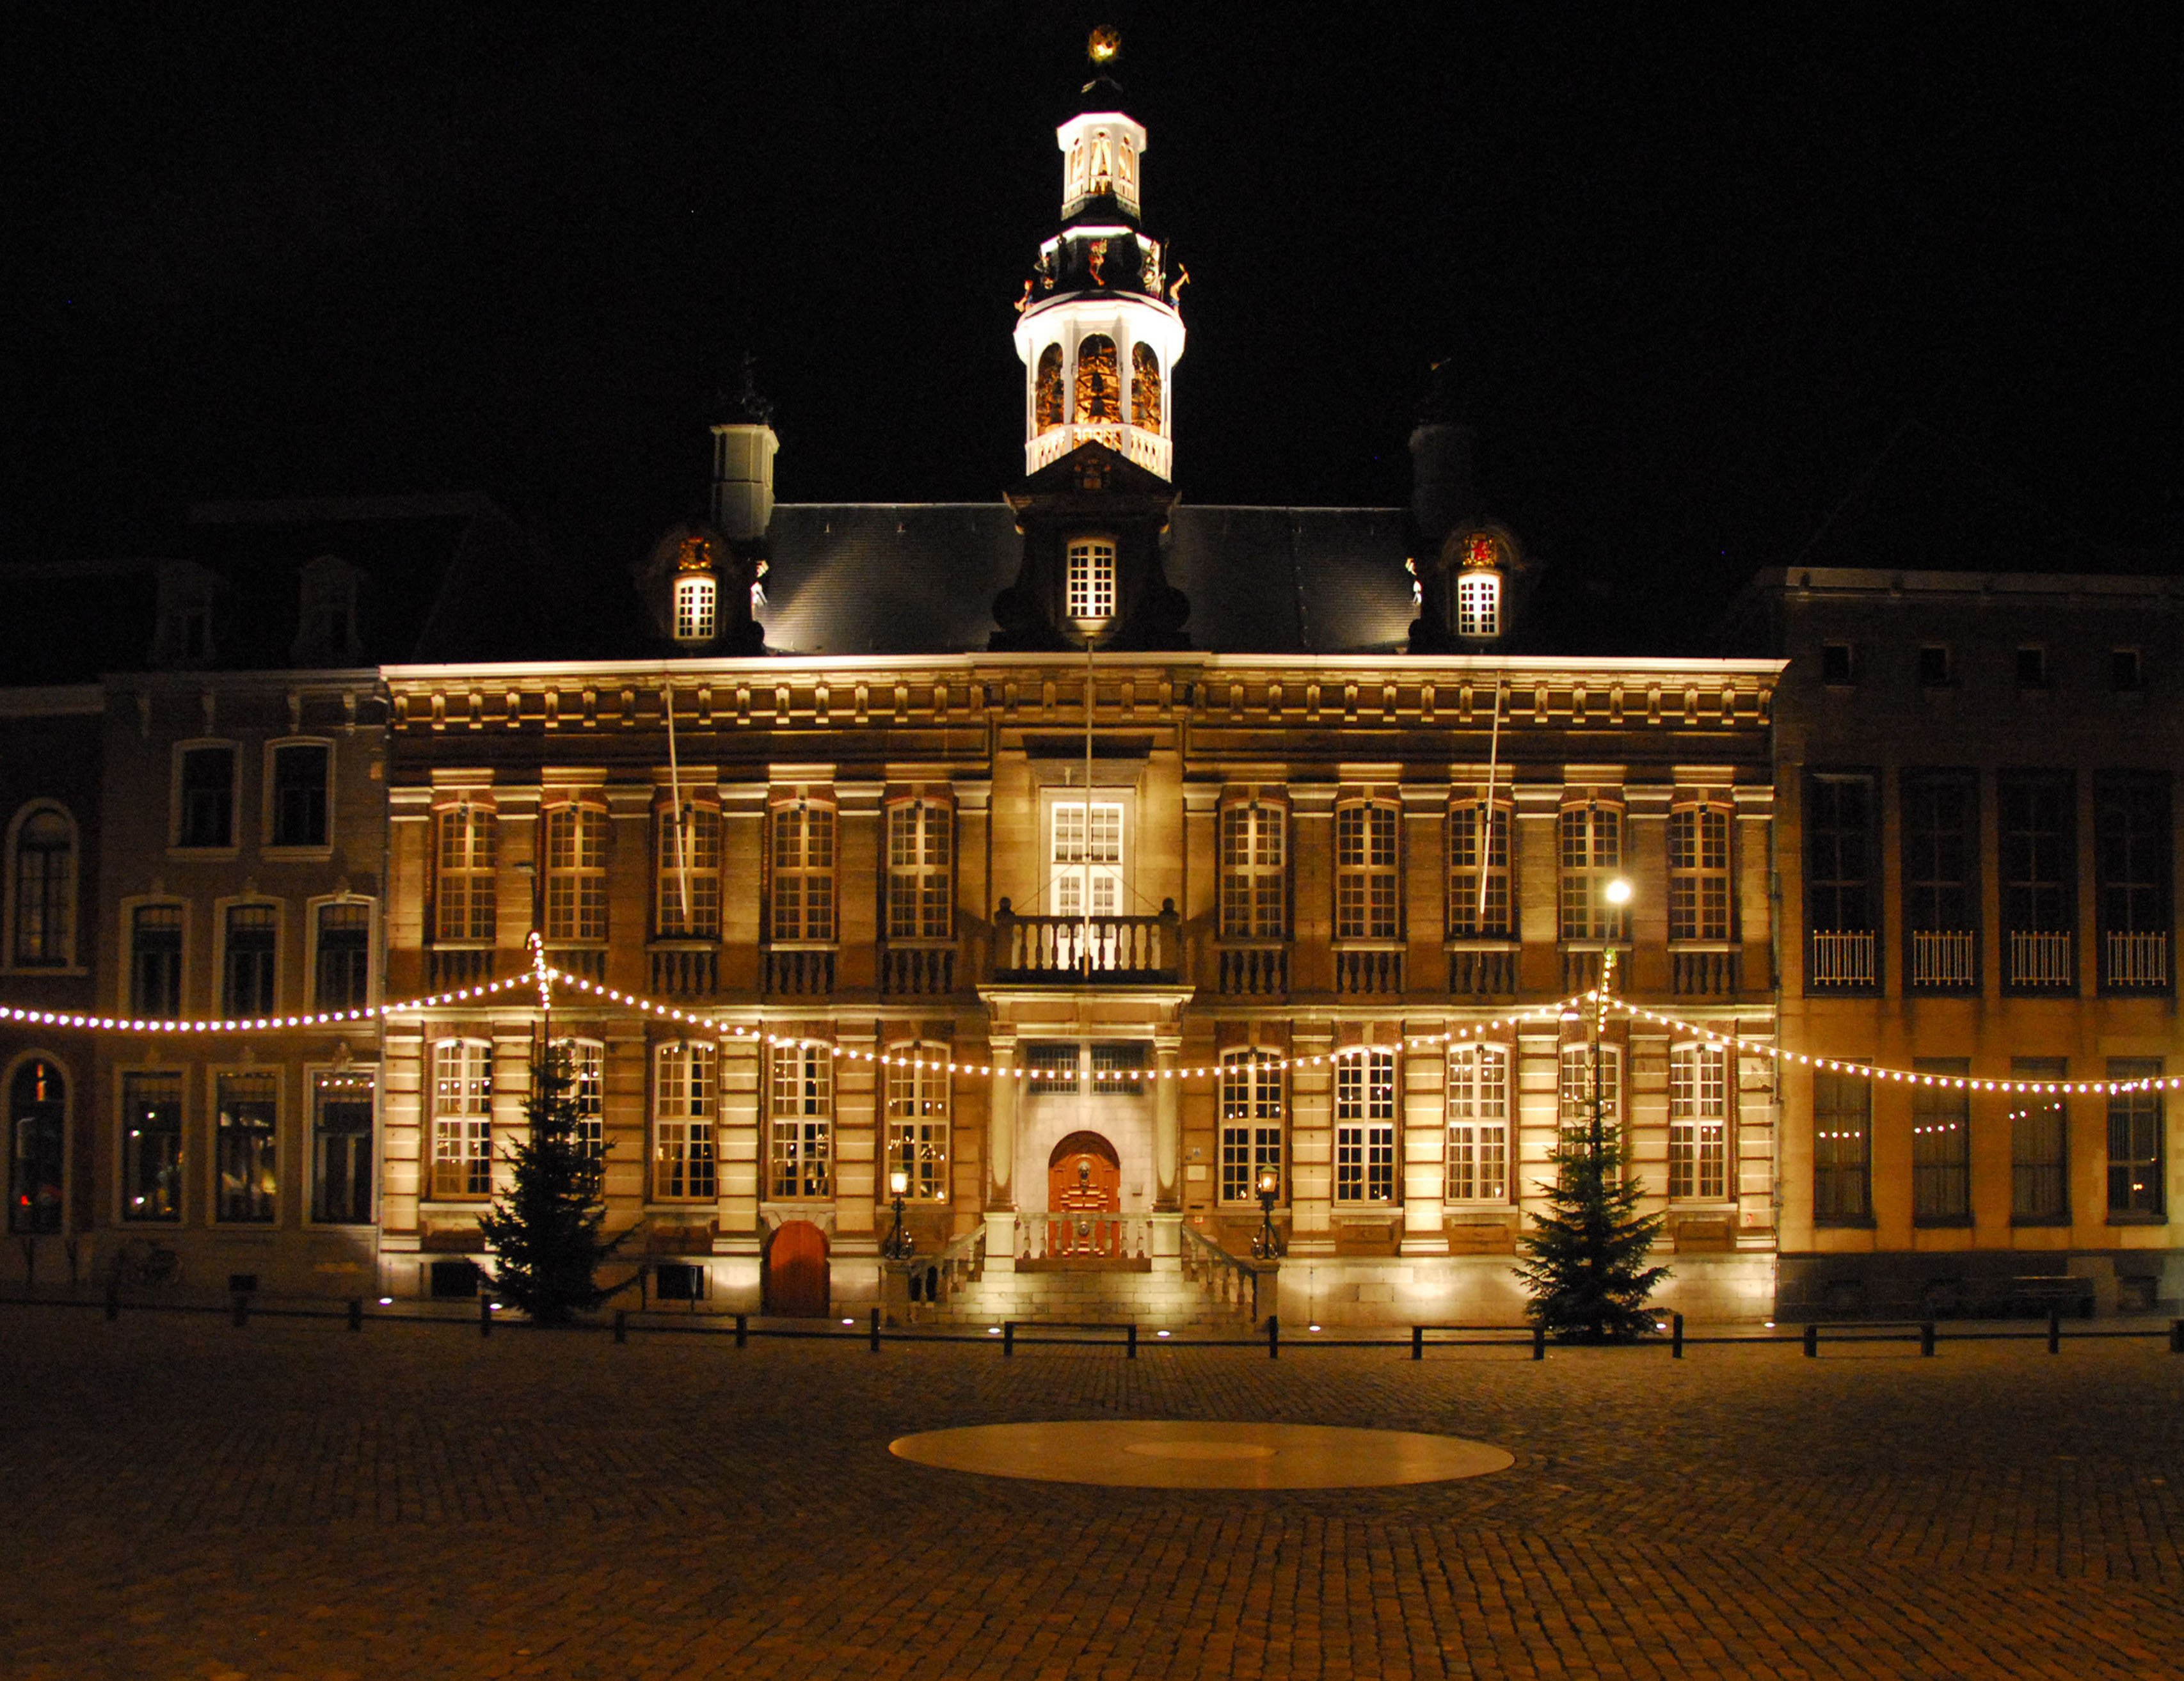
[886,798,953,941]
[1446,1044,1510,1202]
[1074,336,1120,422]
[653,1041,719,1201]
[430,1039,493,1200]
[1559,798,1626,941]
[9,804,76,968]
[1669,1042,1731,1200]
[1334,801,1400,941]
[769,795,836,943]
[884,1046,950,1202]
[656,802,722,939]
[1218,799,1286,939]
[1130,344,1162,431]
[1447,797,1512,939]
[1219,1050,1283,1204]
[1035,345,1065,433]
[1334,1046,1398,1203]
[434,802,497,944]
[9,1058,65,1234]
[673,575,717,644]
[544,802,609,943]
[1669,801,1734,942]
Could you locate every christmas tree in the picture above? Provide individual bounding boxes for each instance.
[480,1042,623,1325]
[1516,972,1668,1341]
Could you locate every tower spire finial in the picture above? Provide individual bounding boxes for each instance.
[1088,25,1120,68]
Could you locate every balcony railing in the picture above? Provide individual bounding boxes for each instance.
[2103,930,2169,989]
[1671,944,1743,998]
[1015,1212,1153,1266]
[429,946,495,990]
[547,946,607,984]
[1561,946,1629,996]
[2007,929,2073,989]
[1808,930,1877,989]
[1217,943,1288,997]
[1447,942,1518,998]
[649,943,719,999]
[881,944,955,997]
[1334,944,1405,996]
[1909,929,1977,989]
[991,899,1179,982]
[765,946,836,996]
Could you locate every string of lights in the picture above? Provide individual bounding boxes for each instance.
[0,971,537,1036]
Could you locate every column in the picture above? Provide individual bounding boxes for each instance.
[985,1033,1019,1273]
[1153,1032,1181,1209]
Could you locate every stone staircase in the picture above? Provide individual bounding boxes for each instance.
[906,1260,1257,1336]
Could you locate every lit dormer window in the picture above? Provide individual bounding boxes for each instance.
[1066,538,1117,628]
[1454,530,1506,642]
[674,575,717,644]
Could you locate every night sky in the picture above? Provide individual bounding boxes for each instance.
[7,4,2176,651]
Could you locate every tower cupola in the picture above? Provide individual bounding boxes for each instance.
[1012,29,1186,481]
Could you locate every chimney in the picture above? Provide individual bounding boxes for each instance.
[710,355,779,542]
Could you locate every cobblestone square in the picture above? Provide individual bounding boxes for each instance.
[1,1305,2180,1679]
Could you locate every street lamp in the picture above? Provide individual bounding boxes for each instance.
[1252,1168,1282,1259]
[882,1167,915,1261]
[1593,877,1632,1151]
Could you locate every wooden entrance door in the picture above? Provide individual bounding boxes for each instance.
[1047,1131,1122,1257]
[765,1220,829,1317]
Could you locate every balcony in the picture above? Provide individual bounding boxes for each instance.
[1909,929,1977,991]
[1671,944,1743,998]
[429,946,496,990]
[1560,946,1628,997]
[649,943,719,1000]
[1447,942,1518,999]
[2103,930,2169,991]
[765,945,836,997]
[2006,929,2073,991]
[549,946,607,985]
[1217,942,1289,998]
[991,900,1179,984]
[1808,930,1877,990]
[1334,944,1405,996]
[881,943,955,997]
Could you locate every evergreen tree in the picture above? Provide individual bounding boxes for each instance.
[479,1042,623,1325]
[1515,1050,1669,1342]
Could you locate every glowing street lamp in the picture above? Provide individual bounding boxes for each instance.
[882,1167,915,1261]
[1252,1167,1282,1259]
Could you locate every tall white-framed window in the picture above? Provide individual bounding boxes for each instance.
[213,1069,278,1224]
[1558,1042,1625,1136]
[886,798,953,941]
[884,1048,950,1202]
[1559,799,1627,941]
[544,802,609,943]
[769,797,836,943]
[768,1041,833,1200]
[1670,802,1733,942]
[1219,1049,1284,1203]
[1447,797,1512,939]
[653,1041,718,1201]
[1065,538,1117,626]
[1335,801,1401,940]
[1334,1046,1398,1203]
[311,897,374,1010]
[1446,1044,1511,1202]
[1048,798,1124,921]
[552,1037,605,1156]
[673,575,718,644]
[1219,799,1287,939]
[430,1039,493,1199]
[310,1066,375,1225]
[6,802,77,970]
[433,802,497,943]
[1669,1042,1731,1200]
[1456,571,1501,639]
[265,739,333,850]
[655,802,722,939]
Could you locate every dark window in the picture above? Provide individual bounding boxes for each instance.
[1024,1042,1079,1092]
[2095,775,2170,989]
[1812,1069,1870,1223]
[654,1262,705,1301]
[2000,774,2074,989]
[312,1071,374,1224]
[1904,773,1978,991]
[121,1072,183,1222]
[315,902,371,1009]
[223,904,277,1016]
[12,808,74,966]
[1820,643,1854,685]
[429,1259,481,1298]
[1911,1060,1971,1223]
[2010,1058,2068,1222]
[2111,649,2142,692]
[271,744,330,847]
[1091,1042,1146,1095]
[2107,1058,2164,1218]
[1918,645,1952,687]
[2015,648,2047,690]
[8,1058,65,1235]
[177,747,235,847]
[214,1071,277,1223]
[130,905,183,1017]
[1807,774,1877,989]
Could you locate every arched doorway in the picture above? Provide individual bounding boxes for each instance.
[764,1220,829,1318]
[1047,1131,1121,1257]
[8,1058,65,1236]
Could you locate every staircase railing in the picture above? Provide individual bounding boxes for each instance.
[930,1222,986,1302]
[1181,1224,1277,1326]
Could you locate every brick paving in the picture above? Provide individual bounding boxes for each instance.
[1,1305,2180,1679]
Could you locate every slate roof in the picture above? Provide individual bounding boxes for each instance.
[754,503,1414,657]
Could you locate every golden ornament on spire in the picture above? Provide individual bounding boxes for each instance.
[1088,25,1120,65]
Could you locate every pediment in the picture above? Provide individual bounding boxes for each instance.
[1007,440,1176,511]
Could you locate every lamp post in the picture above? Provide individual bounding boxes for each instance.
[882,1167,914,1261]
[1252,1168,1281,1259]
[1593,877,1633,1152]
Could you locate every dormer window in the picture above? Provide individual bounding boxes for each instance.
[1457,572,1500,640]
[1066,538,1117,628]
[153,560,224,669]
[294,555,362,665]
[674,575,717,644]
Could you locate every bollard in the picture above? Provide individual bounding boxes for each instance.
[1126,1324,1138,1360]
[479,1296,493,1339]
[1671,1312,1685,1359]
[1920,1320,1936,1357]
[735,1312,748,1349]
[1268,1314,1280,1360]
[1003,1322,1016,1358]
[1412,1325,1424,1361]
[869,1307,882,1353]
[347,1297,363,1332]
[1803,1323,1819,1358]
[614,1310,627,1345]
[1531,1324,1545,1362]
[231,1292,250,1328]
[2048,1309,2061,1355]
